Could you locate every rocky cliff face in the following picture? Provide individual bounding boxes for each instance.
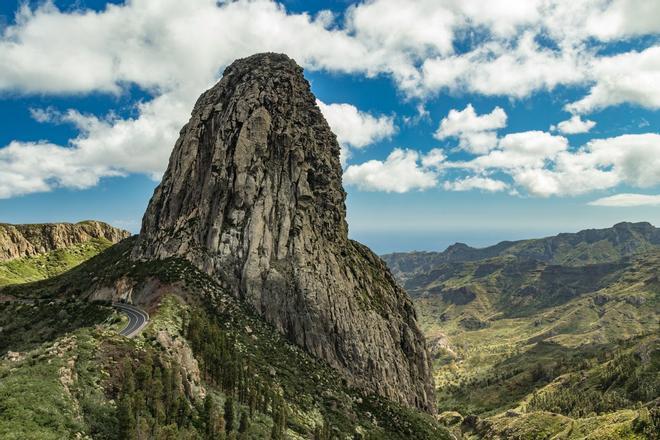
[0,221,130,261]
[133,53,435,412]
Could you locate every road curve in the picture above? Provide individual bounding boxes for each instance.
[113,303,149,338]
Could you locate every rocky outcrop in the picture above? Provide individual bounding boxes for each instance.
[133,53,435,412]
[0,221,130,261]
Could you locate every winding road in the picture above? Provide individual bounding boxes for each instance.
[113,303,149,338]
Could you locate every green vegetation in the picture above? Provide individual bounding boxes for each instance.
[0,239,449,439]
[4,221,656,439]
[0,238,114,286]
[385,225,660,439]
[0,299,114,354]
[0,338,85,440]
[527,335,659,418]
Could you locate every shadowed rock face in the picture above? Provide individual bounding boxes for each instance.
[133,53,435,412]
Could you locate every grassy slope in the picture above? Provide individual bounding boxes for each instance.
[0,238,450,439]
[0,238,114,287]
[408,248,659,438]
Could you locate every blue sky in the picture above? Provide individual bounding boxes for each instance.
[1,0,659,253]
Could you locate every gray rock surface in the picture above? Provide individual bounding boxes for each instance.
[0,221,130,261]
[133,53,435,412]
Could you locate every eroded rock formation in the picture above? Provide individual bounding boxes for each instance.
[0,221,130,261]
[133,53,435,411]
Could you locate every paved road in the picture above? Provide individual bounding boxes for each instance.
[113,303,149,338]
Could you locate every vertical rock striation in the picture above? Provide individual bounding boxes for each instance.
[133,53,435,412]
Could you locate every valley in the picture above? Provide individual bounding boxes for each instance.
[383,222,659,438]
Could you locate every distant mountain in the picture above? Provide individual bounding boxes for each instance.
[381,223,659,438]
[383,222,660,282]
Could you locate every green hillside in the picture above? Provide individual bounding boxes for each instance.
[0,238,114,287]
[0,238,449,439]
[383,224,659,439]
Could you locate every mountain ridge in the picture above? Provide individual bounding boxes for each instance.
[0,220,130,262]
[383,222,660,283]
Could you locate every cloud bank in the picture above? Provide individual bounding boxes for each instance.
[0,0,658,199]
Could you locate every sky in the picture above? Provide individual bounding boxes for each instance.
[0,0,659,253]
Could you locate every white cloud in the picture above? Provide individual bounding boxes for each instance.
[346,0,457,58]
[434,104,507,154]
[0,0,374,95]
[584,0,660,41]
[343,148,440,193]
[588,193,660,207]
[0,91,187,198]
[566,46,660,114]
[421,148,447,168]
[316,100,396,149]
[443,176,508,192]
[436,105,507,135]
[584,134,660,188]
[0,141,121,198]
[552,115,596,134]
[418,32,585,98]
[0,0,657,104]
[439,132,660,198]
[456,131,569,171]
[0,0,659,198]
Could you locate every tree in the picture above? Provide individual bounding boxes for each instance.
[225,396,236,434]
[238,411,250,439]
[117,393,136,440]
[270,395,287,440]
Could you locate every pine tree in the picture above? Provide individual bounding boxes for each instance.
[238,411,250,439]
[203,394,215,438]
[270,395,287,440]
[117,393,136,440]
[225,396,236,434]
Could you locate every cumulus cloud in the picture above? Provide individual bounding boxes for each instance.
[427,132,660,198]
[443,177,508,192]
[566,46,660,114]
[0,90,188,198]
[343,148,442,193]
[456,131,569,171]
[588,193,660,207]
[476,133,660,197]
[316,100,396,165]
[551,115,596,134]
[434,104,507,154]
[1,0,657,103]
[0,0,373,95]
[0,141,121,198]
[418,32,585,98]
[0,0,659,198]
[583,0,660,41]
